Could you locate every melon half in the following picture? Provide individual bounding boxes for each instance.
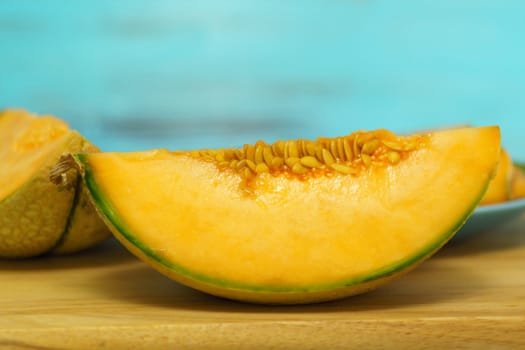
[0,109,110,258]
[52,126,500,304]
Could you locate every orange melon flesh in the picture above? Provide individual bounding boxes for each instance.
[0,110,70,200]
[70,126,500,303]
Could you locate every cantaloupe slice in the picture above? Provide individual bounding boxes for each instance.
[0,109,110,258]
[480,149,513,205]
[52,126,500,304]
[510,163,525,200]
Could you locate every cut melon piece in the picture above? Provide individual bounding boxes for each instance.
[510,163,525,200]
[480,149,513,205]
[0,109,110,258]
[52,126,500,304]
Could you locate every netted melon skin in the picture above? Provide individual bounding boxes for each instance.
[0,167,74,258]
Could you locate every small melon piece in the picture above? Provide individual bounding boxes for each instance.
[0,109,110,258]
[52,126,500,304]
[510,163,525,200]
[480,149,513,205]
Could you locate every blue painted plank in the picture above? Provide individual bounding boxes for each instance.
[0,1,524,154]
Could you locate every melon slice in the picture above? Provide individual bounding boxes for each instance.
[480,149,513,205]
[0,109,110,258]
[510,163,525,200]
[52,126,500,304]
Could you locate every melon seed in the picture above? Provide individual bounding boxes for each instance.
[336,138,345,161]
[271,157,284,169]
[330,163,357,174]
[403,140,418,151]
[235,149,244,160]
[361,154,372,166]
[322,149,335,165]
[246,159,257,172]
[292,162,308,174]
[263,146,274,164]
[236,159,247,170]
[329,140,338,161]
[314,145,324,162]
[300,156,321,168]
[353,135,360,159]
[382,140,404,151]
[246,145,256,162]
[361,139,380,155]
[287,141,299,158]
[242,167,254,180]
[285,157,300,168]
[215,152,225,162]
[255,163,269,173]
[254,145,264,164]
[306,142,317,157]
[343,139,353,161]
[224,149,236,160]
[387,151,401,164]
[272,141,285,157]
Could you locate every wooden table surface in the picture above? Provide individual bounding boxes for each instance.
[1,216,524,350]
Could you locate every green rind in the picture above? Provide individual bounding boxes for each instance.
[47,175,82,253]
[76,153,489,293]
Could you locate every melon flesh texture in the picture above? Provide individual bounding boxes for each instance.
[0,109,109,258]
[74,126,500,304]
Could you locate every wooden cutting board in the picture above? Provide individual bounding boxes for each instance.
[1,217,524,350]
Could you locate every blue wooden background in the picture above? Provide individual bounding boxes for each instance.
[1,1,524,154]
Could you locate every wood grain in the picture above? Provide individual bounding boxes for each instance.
[1,217,524,350]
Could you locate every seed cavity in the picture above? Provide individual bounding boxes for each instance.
[187,129,423,182]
